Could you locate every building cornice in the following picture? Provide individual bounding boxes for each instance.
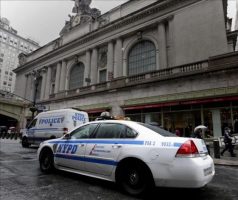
[14,0,201,73]
[38,51,238,104]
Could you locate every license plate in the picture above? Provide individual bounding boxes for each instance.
[203,166,212,176]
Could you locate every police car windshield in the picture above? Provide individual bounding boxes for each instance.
[139,123,175,137]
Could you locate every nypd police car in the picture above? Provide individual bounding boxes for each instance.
[37,120,215,196]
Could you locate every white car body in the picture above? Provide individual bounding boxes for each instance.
[37,120,215,195]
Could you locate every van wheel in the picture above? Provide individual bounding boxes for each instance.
[22,137,29,148]
[40,149,54,173]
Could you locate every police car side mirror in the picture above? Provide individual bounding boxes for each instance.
[64,133,71,140]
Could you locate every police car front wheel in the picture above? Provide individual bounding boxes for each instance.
[22,137,29,148]
[39,149,54,173]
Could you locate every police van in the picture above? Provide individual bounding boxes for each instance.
[22,109,89,147]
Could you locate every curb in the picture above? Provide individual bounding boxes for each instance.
[213,158,238,167]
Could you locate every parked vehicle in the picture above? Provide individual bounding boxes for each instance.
[22,109,89,147]
[0,126,8,135]
[37,120,214,196]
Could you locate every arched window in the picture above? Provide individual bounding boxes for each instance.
[69,62,85,89]
[128,40,156,76]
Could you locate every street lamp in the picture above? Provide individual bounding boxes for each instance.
[29,68,46,120]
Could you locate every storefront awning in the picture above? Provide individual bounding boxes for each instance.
[123,96,238,110]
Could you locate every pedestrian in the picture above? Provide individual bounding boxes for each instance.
[193,128,203,139]
[221,127,236,157]
[175,129,181,137]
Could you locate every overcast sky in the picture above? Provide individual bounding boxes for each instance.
[0,0,236,46]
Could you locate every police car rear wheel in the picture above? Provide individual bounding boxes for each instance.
[40,149,54,173]
[119,162,153,196]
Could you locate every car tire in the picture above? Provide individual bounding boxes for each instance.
[39,149,55,173]
[117,161,153,196]
[22,137,29,148]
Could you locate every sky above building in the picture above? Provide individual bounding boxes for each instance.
[0,0,236,46]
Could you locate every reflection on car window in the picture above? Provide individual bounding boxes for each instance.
[71,124,98,139]
[139,123,175,137]
[95,123,126,139]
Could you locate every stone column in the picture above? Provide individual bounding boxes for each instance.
[114,38,123,78]
[107,42,114,81]
[90,48,98,84]
[44,66,52,99]
[54,62,61,93]
[24,74,29,99]
[158,22,167,69]
[84,50,91,86]
[40,72,47,100]
[167,16,174,67]
[59,60,67,91]
[30,76,34,102]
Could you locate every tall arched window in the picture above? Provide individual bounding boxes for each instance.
[128,40,156,76]
[69,62,85,90]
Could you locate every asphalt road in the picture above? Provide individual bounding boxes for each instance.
[0,139,238,200]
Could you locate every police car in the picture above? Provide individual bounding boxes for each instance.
[37,120,215,196]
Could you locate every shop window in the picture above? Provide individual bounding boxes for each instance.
[220,108,232,135]
[128,40,156,76]
[203,110,213,137]
[233,108,238,133]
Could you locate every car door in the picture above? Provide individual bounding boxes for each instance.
[84,123,126,176]
[54,123,98,171]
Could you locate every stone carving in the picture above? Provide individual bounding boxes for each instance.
[72,0,101,19]
[60,0,101,35]
[98,15,110,27]
[72,0,92,15]
[18,53,27,66]
[53,38,63,49]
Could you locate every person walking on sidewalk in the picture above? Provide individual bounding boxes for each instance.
[221,127,236,157]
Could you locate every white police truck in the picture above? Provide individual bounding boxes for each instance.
[22,109,89,147]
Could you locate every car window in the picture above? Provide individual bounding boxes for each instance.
[28,119,37,129]
[71,124,98,139]
[139,123,175,137]
[121,127,138,138]
[94,123,126,139]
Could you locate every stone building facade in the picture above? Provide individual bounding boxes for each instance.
[14,0,238,137]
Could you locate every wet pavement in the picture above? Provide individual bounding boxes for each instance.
[208,144,238,167]
[0,139,238,200]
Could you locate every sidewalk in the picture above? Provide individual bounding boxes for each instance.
[209,145,238,167]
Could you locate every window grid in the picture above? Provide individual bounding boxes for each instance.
[99,69,107,83]
[69,62,85,90]
[128,41,156,76]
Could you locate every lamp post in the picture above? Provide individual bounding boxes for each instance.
[29,68,46,120]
